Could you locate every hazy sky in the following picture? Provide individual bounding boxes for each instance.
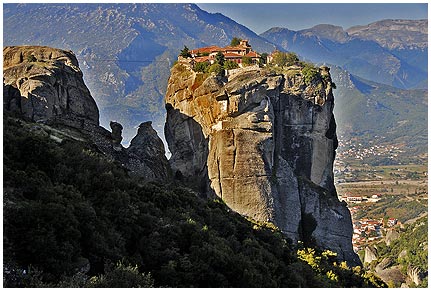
[197,3,428,34]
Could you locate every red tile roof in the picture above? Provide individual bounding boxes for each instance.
[224,52,243,58]
[245,51,260,58]
[189,42,260,62]
[194,56,211,63]
[190,46,222,54]
[223,46,246,51]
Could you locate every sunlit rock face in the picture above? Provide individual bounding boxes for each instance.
[3,45,99,128]
[165,62,360,265]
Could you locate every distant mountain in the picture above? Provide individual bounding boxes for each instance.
[260,20,427,90]
[4,5,427,153]
[330,65,427,155]
[347,19,428,78]
[347,19,427,50]
[3,3,277,142]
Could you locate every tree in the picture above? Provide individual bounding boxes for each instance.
[223,60,239,70]
[180,46,192,58]
[272,52,287,67]
[302,63,320,85]
[286,52,299,66]
[272,51,299,67]
[242,56,252,66]
[230,37,241,46]
[215,51,225,66]
[259,53,268,66]
[88,262,154,288]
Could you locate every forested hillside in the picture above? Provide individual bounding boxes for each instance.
[3,113,384,288]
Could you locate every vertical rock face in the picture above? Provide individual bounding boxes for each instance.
[165,62,360,265]
[3,46,99,128]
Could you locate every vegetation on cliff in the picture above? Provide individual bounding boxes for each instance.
[3,113,384,287]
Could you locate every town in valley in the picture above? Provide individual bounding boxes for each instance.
[334,136,427,254]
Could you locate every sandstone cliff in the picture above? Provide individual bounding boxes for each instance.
[3,46,170,181]
[165,62,359,265]
[3,45,99,128]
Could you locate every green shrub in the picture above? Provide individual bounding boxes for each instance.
[194,61,209,73]
[26,55,37,62]
[242,56,252,66]
[302,63,320,85]
[208,63,224,76]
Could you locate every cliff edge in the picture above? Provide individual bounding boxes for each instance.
[165,62,360,265]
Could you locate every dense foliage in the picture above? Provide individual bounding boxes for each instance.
[223,60,239,70]
[241,56,253,66]
[3,115,384,287]
[301,63,321,86]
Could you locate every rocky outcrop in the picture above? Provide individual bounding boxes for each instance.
[110,121,124,151]
[385,229,400,246]
[375,264,405,287]
[3,46,99,128]
[3,46,171,182]
[364,246,378,263]
[407,265,426,286]
[164,62,359,265]
[126,121,171,180]
[376,257,393,270]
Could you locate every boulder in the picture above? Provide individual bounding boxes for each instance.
[364,245,378,263]
[385,229,400,246]
[376,257,393,270]
[407,265,425,286]
[398,249,408,259]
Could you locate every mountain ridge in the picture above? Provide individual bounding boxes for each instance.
[260,19,427,90]
[3,4,426,160]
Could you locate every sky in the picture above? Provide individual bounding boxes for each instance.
[197,3,428,34]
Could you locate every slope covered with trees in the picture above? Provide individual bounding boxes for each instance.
[3,113,384,288]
